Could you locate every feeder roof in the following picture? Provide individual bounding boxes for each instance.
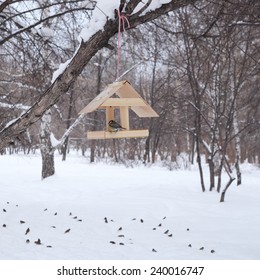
[79,80,159,118]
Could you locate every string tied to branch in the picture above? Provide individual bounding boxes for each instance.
[117,9,130,79]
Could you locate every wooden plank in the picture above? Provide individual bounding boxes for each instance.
[87,129,149,139]
[106,106,115,130]
[100,98,146,107]
[117,82,159,117]
[79,81,126,114]
[120,107,130,130]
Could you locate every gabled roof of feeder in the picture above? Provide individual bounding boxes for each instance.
[79,80,159,118]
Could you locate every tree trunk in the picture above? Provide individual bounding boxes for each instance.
[196,137,206,192]
[208,156,215,191]
[220,176,235,202]
[234,110,242,185]
[40,109,55,179]
[61,91,74,161]
[143,135,150,163]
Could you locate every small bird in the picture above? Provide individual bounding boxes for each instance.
[110,241,116,244]
[34,238,41,245]
[187,228,190,231]
[64,228,71,234]
[2,224,6,228]
[164,230,169,234]
[211,250,215,253]
[152,248,157,252]
[77,219,82,222]
[152,228,156,230]
[199,247,204,250]
[118,234,125,237]
[20,220,26,224]
[119,243,125,246]
[26,239,30,243]
[188,244,192,247]
[25,228,30,235]
[46,245,52,248]
[73,216,77,219]
[158,223,162,227]
[140,219,144,223]
[3,209,6,212]
[108,120,126,132]
[118,227,122,231]
[168,234,173,237]
[104,217,108,223]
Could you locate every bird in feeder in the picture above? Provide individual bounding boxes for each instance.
[108,120,126,132]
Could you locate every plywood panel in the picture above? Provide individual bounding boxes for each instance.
[100,98,146,107]
[106,106,115,130]
[79,81,126,114]
[87,129,149,139]
[117,82,159,117]
[120,107,130,130]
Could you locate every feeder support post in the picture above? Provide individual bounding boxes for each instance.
[106,106,115,130]
[120,106,130,130]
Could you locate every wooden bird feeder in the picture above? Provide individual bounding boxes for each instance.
[79,80,159,139]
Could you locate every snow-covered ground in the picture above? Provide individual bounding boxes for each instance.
[0,152,260,260]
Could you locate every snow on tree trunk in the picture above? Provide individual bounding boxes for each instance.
[40,109,55,179]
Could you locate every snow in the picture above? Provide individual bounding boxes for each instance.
[78,0,120,42]
[50,133,60,148]
[134,0,171,15]
[51,58,72,83]
[0,152,260,260]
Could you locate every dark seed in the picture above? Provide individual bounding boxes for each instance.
[188,244,192,247]
[119,243,124,245]
[211,250,215,253]
[2,224,6,227]
[110,241,116,244]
